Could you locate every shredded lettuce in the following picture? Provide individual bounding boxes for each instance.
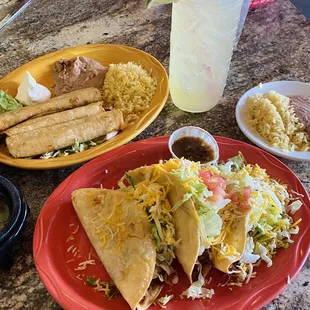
[199,210,222,239]
[152,223,161,250]
[286,200,302,215]
[171,193,192,212]
[229,153,246,172]
[240,237,260,264]
[170,160,224,244]
[255,243,273,267]
[206,198,231,212]
[156,294,174,307]
[172,161,213,202]
[219,153,245,174]
[214,154,302,284]
[289,226,299,234]
[182,263,214,300]
[39,131,119,159]
[125,172,136,189]
[86,276,119,299]
[40,138,96,159]
[121,178,178,283]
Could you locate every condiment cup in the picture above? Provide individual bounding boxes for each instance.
[168,126,219,165]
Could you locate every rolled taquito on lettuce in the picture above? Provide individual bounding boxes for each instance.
[6,109,124,158]
[0,87,102,131]
[5,101,105,136]
[71,188,163,310]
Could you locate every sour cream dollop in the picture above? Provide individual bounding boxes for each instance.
[15,71,51,106]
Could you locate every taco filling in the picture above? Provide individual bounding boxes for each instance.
[124,158,230,298]
[211,154,302,284]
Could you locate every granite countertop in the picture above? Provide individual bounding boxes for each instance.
[0,0,309,309]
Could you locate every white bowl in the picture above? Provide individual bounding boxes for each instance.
[168,126,219,165]
[236,81,310,162]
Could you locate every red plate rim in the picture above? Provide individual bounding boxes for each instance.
[33,136,310,310]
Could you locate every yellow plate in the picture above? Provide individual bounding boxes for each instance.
[0,44,169,169]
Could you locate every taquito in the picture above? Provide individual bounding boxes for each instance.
[0,87,101,131]
[6,109,124,158]
[5,101,104,136]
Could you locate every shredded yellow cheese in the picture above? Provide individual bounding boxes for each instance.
[290,218,302,228]
[72,225,80,234]
[66,236,74,242]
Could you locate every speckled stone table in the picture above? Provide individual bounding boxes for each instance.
[0,0,309,309]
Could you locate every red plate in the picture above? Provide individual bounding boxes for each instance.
[33,136,310,310]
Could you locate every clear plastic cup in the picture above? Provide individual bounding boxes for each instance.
[169,0,248,113]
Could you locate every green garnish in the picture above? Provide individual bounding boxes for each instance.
[40,138,97,159]
[145,206,151,216]
[0,89,22,114]
[86,276,119,299]
[152,223,161,250]
[125,172,136,189]
[146,207,161,250]
[86,276,97,286]
[228,152,246,172]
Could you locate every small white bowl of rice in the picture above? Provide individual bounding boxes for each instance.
[236,81,310,162]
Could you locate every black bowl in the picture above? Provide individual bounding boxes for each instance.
[0,176,28,264]
[0,176,22,243]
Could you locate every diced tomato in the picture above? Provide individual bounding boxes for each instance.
[200,171,228,203]
[210,186,226,202]
[242,186,251,200]
[231,192,239,202]
[240,200,252,213]
[199,170,213,184]
[206,176,227,191]
[213,186,226,197]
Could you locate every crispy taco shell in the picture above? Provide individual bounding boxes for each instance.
[212,215,247,274]
[128,167,200,283]
[71,188,162,310]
